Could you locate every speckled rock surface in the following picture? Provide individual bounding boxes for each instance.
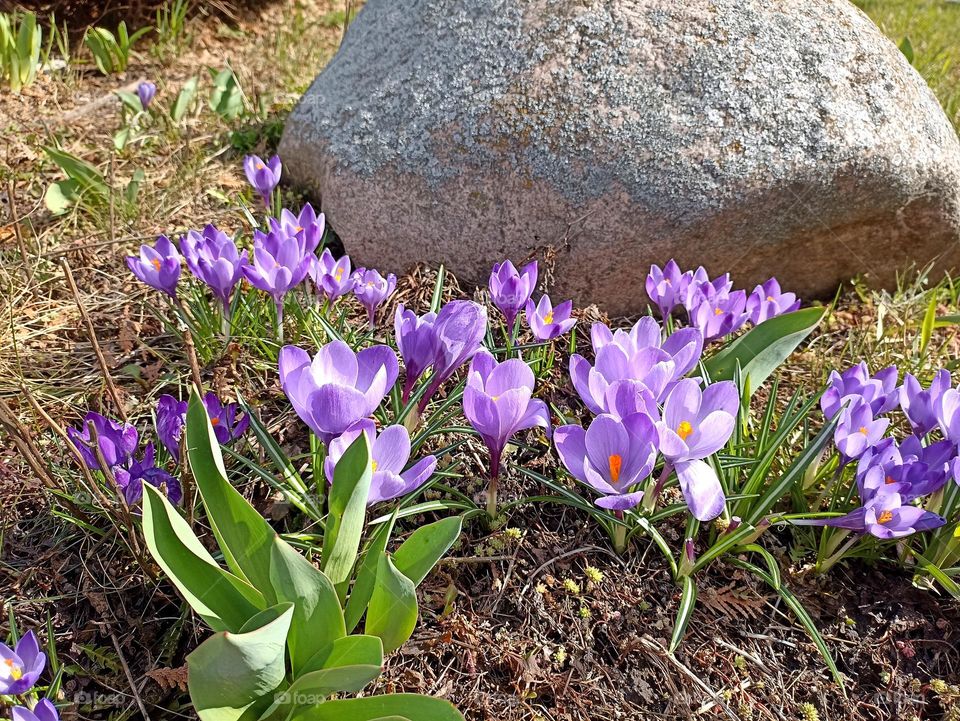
[279,0,960,313]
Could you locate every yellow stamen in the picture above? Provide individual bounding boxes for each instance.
[371,460,378,472]
[858,426,868,435]
[766,295,775,302]
[335,268,343,281]
[256,163,264,170]
[677,421,694,440]
[295,226,303,232]
[877,510,893,524]
[151,258,161,272]
[543,311,554,324]
[714,307,723,316]
[608,454,622,483]
[4,659,22,680]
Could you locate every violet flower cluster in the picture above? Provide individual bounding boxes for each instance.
[0,629,59,720]
[243,154,281,207]
[812,363,959,539]
[487,260,577,343]
[155,393,248,462]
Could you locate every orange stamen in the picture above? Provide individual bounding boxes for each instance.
[608,454,622,483]
[877,510,893,524]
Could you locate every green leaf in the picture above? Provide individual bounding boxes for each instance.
[141,485,265,632]
[668,576,697,654]
[920,291,938,354]
[936,314,960,327]
[321,433,373,586]
[287,694,464,721]
[187,603,293,720]
[393,516,462,587]
[285,662,382,698]
[899,35,914,65]
[172,76,199,122]
[344,514,396,633]
[704,307,825,393]
[44,179,79,214]
[365,554,417,654]
[300,634,384,676]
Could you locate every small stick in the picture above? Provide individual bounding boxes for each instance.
[61,258,127,421]
[111,633,153,721]
[7,180,31,285]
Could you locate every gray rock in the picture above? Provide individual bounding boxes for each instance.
[279,0,960,314]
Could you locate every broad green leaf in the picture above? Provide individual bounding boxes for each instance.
[141,485,264,632]
[44,179,78,214]
[43,146,109,197]
[321,433,373,586]
[704,307,825,392]
[287,694,464,721]
[300,634,384,676]
[365,554,417,654]
[668,575,697,653]
[188,604,292,720]
[172,76,199,122]
[936,314,960,327]
[285,663,382,698]
[344,513,396,633]
[393,516,462,587]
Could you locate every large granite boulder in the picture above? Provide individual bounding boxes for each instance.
[279,0,960,314]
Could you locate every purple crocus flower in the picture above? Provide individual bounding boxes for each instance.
[0,631,46,694]
[821,490,945,539]
[243,154,281,206]
[125,235,181,298]
[137,81,156,110]
[655,378,739,521]
[155,393,247,461]
[833,398,889,462]
[682,268,733,313]
[554,412,658,510]
[67,412,138,470]
[12,699,59,721]
[821,362,899,420]
[180,225,249,313]
[856,437,953,502]
[352,268,397,329]
[463,350,552,485]
[936,384,960,444]
[901,370,952,436]
[202,393,251,445]
[267,203,324,255]
[645,260,688,319]
[419,300,488,411]
[242,228,314,328]
[324,419,437,504]
[114,443,182,505]
[489,260,537,338]
[309,248,355,301]
[746,278,800,325]
[278,341,398,444]
[525,295,576,341]
[395,304,438,403]
[689,289,748,342]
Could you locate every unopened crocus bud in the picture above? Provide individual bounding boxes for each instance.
[678,538,696,577]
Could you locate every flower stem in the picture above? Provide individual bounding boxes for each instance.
[276,299,284,343]
[612,515,627,555]
[486,450,501,519]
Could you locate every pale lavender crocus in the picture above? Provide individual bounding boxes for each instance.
[900,370,952,436]
[268,203,324,255]
[0,631,46,694]
[746,278,800,325]
[645,260,688,319]
[821,362,899,420]
[419,300,488,411]
[936,384,960,444]
[278,341,398,444]
[309,248,355,301]
[180,225,248,314]
[463,350,551,515]
[324,419,437,504]
[554,412,658,511]
[856,436,953,502]
[655,378,739,521]
[137,81,156,109]
[525,295,576,341]
[833,398,890,462]
[820,490,945,539]
[489,260,537,339]
[125,235,181,298]
[243,154,281,207]
[395,304,438,403]
[12,698,59,721]
[689,288,748,342]
[242,228,314,332]
[682,268,733,313]
[352,268,397,329]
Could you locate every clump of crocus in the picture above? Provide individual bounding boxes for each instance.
[352,268,397,329]
[243,154,281,207]
[526,295,576,341]
[746,278,800,324]
[242,227,314,336]
[419,300,488,412]
[0,631,46,694]
[310,248,355,302]
[900,370,952,436]
[489,260,537,341]
[156,393,248,462]
[395,304,438,403]
[688,287,747,342]
[125,235,181,298]
[645,260,689,319]
[267,203,324,256]
[821,362,899,420]
[278,341,398,444]
[180,224,248,316]
[137,81,156,110]
[324,419,437,504]
[113,443,181,505]
[654,378,739,521]
[462,350,551,516]
[833,398,890,463]
[12,698,59,721]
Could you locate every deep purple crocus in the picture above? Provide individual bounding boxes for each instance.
[12,699,59,721]
[352,268,397,329]
[833,398,890,462]
[463,351,551,513]
[936,384,960,444]
[324,419,437,504]
[655,378,739,521]
[243,154,281,207]
[821,490,945,539]
[67,412,138,470]
[180,225,249,313]
[137,81,156,110]
[419,300,488,411]
[114,442,181,505]
[554,412,658,510]
[525,295,576,341]
[489,260,537,338]
[746,278,800,325]
[821,362,900,420]
[395,304,438,403]
[242,228,314,330]
[0,631,46,694]
[901,370,952,436]
[268,203,324,256]
[156,393,247,461]
[278,341,398,444]
[689,289,748,342]
[309,249,355,302]
[645,260,688,319]
[125,235,181,298]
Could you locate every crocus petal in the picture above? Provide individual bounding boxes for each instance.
[676,459,725,521]
[595,490,646,511]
